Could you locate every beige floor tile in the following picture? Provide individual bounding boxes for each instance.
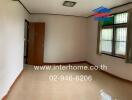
[7,64,132,100]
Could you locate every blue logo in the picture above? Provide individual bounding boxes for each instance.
[93,6,112,21]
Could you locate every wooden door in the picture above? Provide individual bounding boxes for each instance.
[27,22,45,65]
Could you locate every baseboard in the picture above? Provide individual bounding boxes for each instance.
[86,61,132,83]
[2,69,24,100]
[44,61,88,65]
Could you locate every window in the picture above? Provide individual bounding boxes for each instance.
[114,13,128,24]
[98,12,128,58]
[100,28,113,54]
[115,28,127,55]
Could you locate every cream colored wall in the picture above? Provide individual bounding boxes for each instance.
[87,4,132,81]
[30,4,132,81]
[0,0,29,99]
[30,15,89,63]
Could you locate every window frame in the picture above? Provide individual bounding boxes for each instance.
[98,11,128,59]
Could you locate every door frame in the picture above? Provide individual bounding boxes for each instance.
[24,19,29,64]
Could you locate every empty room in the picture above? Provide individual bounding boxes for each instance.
[1,0,132,100]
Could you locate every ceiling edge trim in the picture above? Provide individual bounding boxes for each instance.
[111,2,132,9]
[18,0,31,14]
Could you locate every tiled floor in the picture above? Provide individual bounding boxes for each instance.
[7,64,132,100]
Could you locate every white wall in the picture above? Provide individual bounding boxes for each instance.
[87,4,132,81]
[0,0,29,99]
[30,15,89,63]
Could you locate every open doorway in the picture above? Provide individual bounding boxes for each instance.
[24,20,29,64]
